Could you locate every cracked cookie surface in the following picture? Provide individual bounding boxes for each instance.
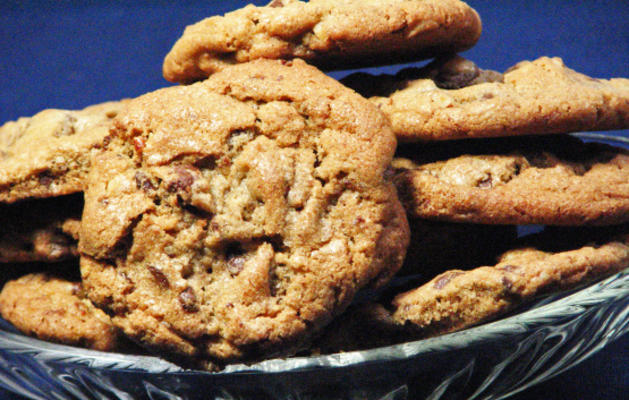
[343,56,629,141]
[79,59,409,367]
[0,101,125,202]
[0,273,122,351]
[163,0,481,83]
[393,135,629,225]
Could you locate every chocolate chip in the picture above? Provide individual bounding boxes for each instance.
[478,176,492,188]
[498,264,519,273]
[134,171,155,192]
[38,172,54,188]
[227,256,246,276]
[383,165,396,180]
[119,272,135,295]
[502,276,514,291]
[147,265,170,289]
[105,110,118,119]
[224,241,247,276]
[194,156,217,169]
[179,287,199,313]
[435,59,480,89]
[268,0,284,7]
[433,271,464,289]
[514,162,522,176]
[167,165,195,192]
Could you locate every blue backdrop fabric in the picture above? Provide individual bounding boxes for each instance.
[0,1,627,399]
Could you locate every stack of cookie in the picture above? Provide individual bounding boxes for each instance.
[0,0,628,370]
[0,102,131,351]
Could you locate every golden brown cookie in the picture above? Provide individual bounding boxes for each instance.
[0,101,125,203]
[163,0,481,83]
[0,273,122,351]
[0,194,82,263]
[79,59,409,367]
[314,227,629,353]
[393,135,629,225]
[391,233,629,338]
[343,56,629,141]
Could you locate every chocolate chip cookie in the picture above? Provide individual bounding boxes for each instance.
[393,135,629,225]
[0,273,121,351]
[391,232,629,338]
[163,0,481,83]
[79,59,409,367]
[0,194,82,263]
[314,227,629,352]
[343,56,629,141]
[0,101,125,203]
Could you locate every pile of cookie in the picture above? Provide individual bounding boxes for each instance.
[1,0,628,370]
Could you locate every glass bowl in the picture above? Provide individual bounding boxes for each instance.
[0,134,628,400]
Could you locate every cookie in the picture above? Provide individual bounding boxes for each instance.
[163,0,481,83]
[0,194,82,263]
[0,273,121,351]
[315,227,629,352]
[391,232,629,338]
[0,101,125,203]
[393,135,629,225]
[79,59,409,367]
[342,56,629,141]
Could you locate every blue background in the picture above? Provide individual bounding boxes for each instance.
[0,1,627,399]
